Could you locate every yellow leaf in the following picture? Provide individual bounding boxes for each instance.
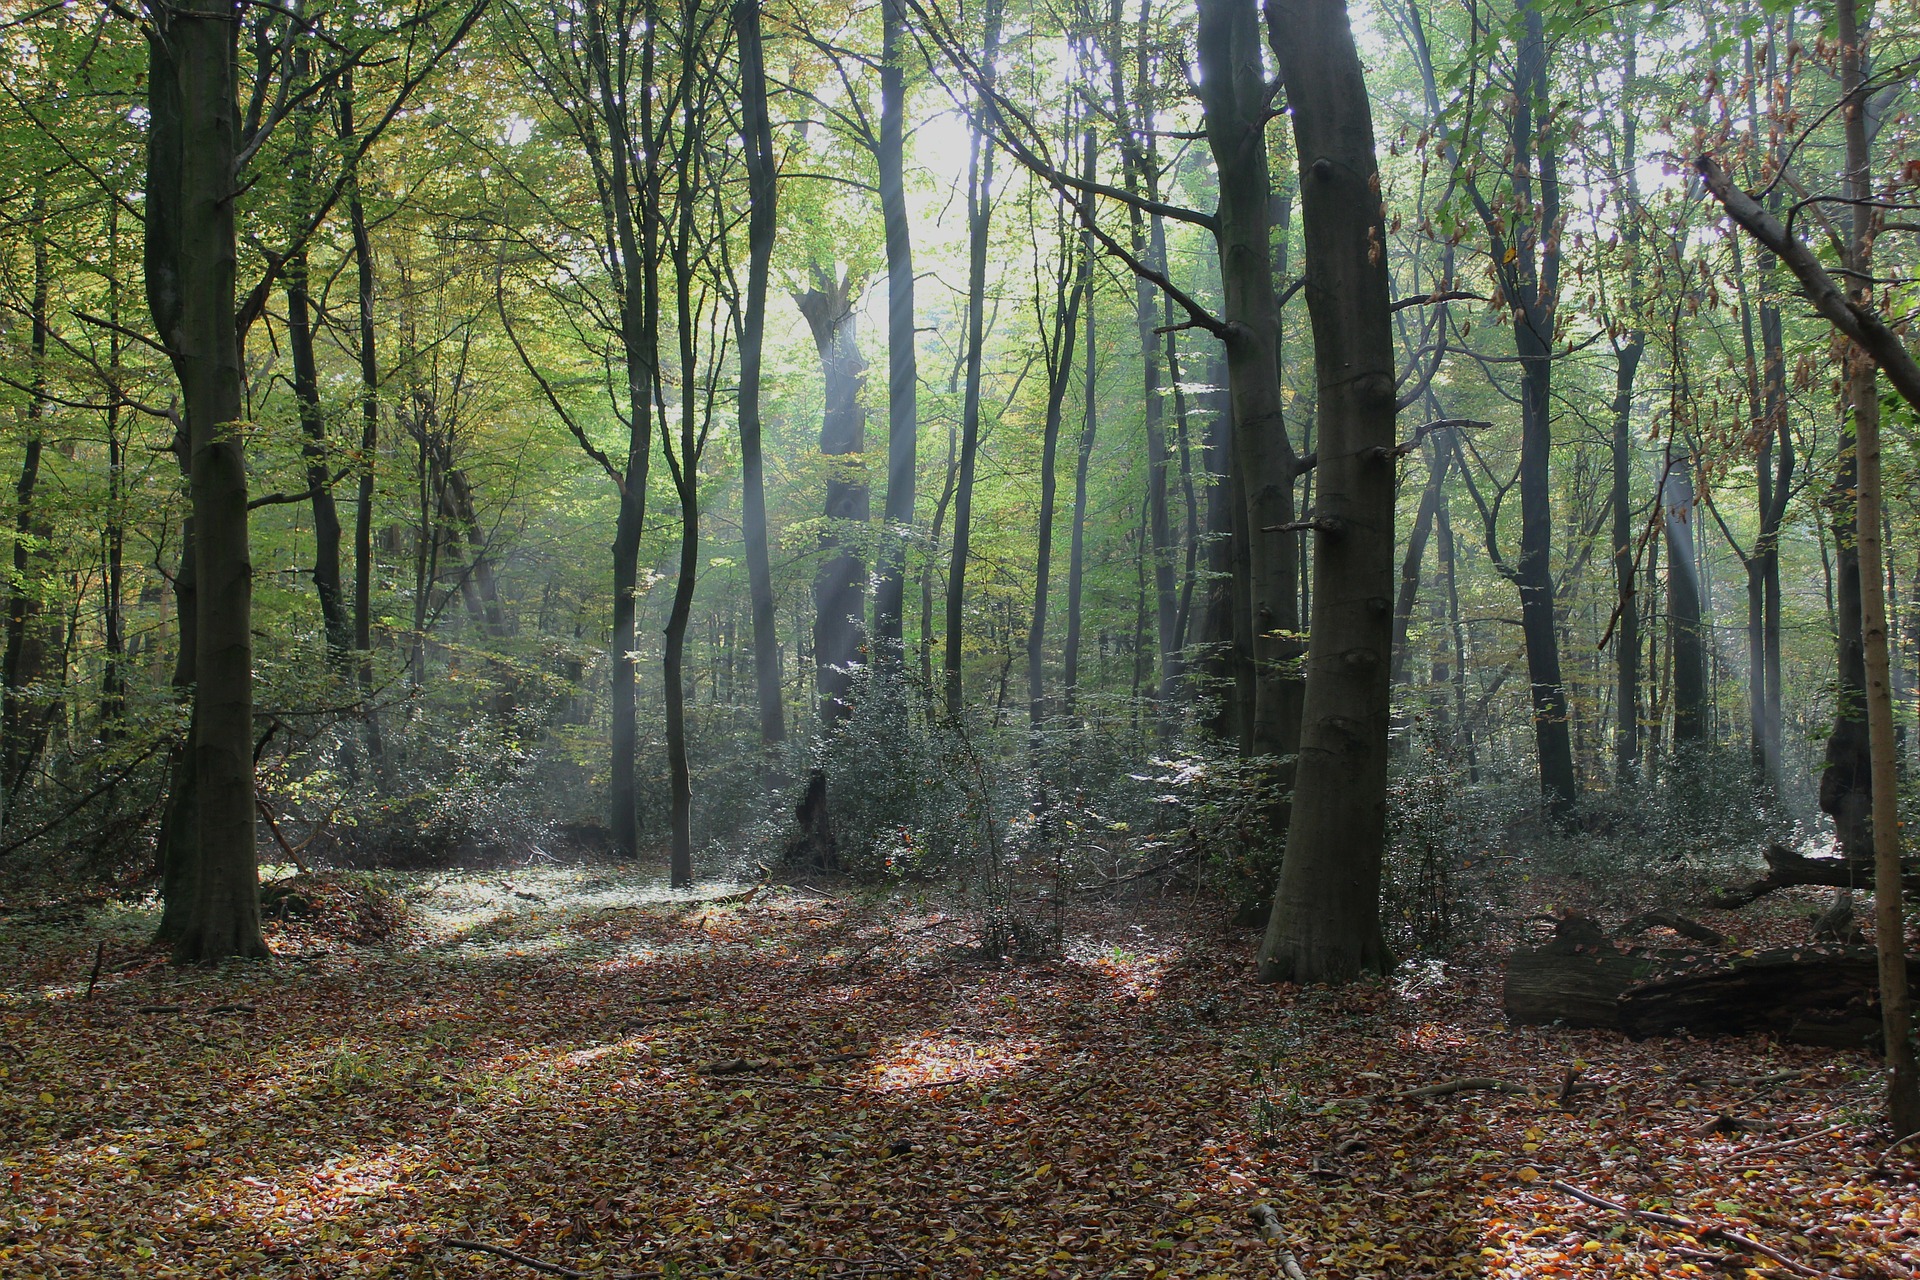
[1035,1163,1051,1178]
[1504,246,1519,264]
[37,1092,53,1105]
[1515,1166,1539,1183]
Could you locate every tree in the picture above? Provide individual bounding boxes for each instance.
[1255,0,1397,984]
[872,0,919,660]
[795,266,869,722]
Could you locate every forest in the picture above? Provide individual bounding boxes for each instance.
[3,0,1920,1274]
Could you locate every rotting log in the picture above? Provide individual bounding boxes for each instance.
[1504,915,1917,1051]
[1709,842,1919,908]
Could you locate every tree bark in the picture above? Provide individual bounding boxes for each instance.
[796,267,870,723]
[1028,129,1091,731]
[145,0,266,961]
[873,0,917,660]
[943,0,1003,718]
[1662,452,1708,745]
[339,71,386,774]
[3,184,54,795]
[736,0,787,750]
[1062,233,1097,721]
[1257,0,1397,984]
[1195,0,1302,770]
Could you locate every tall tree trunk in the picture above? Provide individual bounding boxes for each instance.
[583,0,659,861]
[1835,0,1916,1131]
[943,0,1003,718]
[1195,354,1240,742]
[1062,239,1097,721]
[339,72,386,773]
[1389,437,1449,688]
[101,204,127,736]
[1028,131,1092,731]
[1195,0,1302,768]
[1509,0,1575,815]
[145,0,266,961]
[796,268,870,723]
[873,0,917,659]
[4,184,53,795]
[1258,0,1397,984]
[736,0,787,749]
[1663,452,1708,745]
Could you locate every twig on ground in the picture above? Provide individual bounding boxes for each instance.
[85,941,105,1000]
[1374,1076,1530,1102]
[1248,1203,1312,1279]
[1551,1180,1834,1278]
[1721,1122,1846,1159]
[1873,1128,1920,1173]
[438,1238,598,1277]
[1556,1064,1583,1107]
[713,1076,854,1091]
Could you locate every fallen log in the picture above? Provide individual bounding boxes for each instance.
[1709,842,1919,908]
[1504,916,1915,1050]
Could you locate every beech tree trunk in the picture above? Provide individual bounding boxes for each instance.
[943,0,1003,718]
[339,72,386,774]
[1257,0,1397,984]
[1662,452,1708,745]
[1194,0,1301,769]
[3,185,53,795]
[1062,232,1097,720]
[873,0,917,659]
[796,268,870,723]
[1835,0,1918,1135]
[736,0,787,749]
[1028,129,1092,730]
[145,0,267,962]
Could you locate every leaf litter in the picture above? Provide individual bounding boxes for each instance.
[2,868,1916,1279]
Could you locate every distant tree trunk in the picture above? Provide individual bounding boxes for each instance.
[1062,239,1097,721]
[1606,40,1646,783]
[101,205,127,735]
[1028,131,1092,731]
[944,0,1004,718]
[736,0,787,750]
[1195,0,1302,768]
[1663,452,1708,745]
[795,267,870,723]
[145,0,266,961]
[1196,354,1238,741]
[1258,0,1397,984]
[873,0,917,660]
[339,72,386,773]
[1389,437,1449,689]
[3,184,53,795]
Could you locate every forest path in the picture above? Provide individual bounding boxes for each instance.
[1,871,1914,1279]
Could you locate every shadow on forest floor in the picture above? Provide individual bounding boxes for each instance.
[1,862,1913,1279]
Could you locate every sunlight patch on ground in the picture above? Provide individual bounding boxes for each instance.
[863,1032,1047,1091]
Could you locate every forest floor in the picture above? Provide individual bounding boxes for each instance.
[1,859,1917,1280]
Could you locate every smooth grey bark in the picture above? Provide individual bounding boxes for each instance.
[873,0,917,658]
[1027,129,1092,730]
[145,0,266,962]
[1062,227,1098,719]
[943,0,1004,718]
[1193,0,1301,767]
[736,0,787,748]
[795,267,870,723]
[1661,452,1708,745]
[338,72,386,773]
[1257,0,1397,984]
[4,185,53,795]
[1388,438,1449,689]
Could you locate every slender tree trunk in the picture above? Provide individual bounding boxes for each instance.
[796,268,870,723]
[339,73,386,773]
[1836,0,1915,1131]
[1610,337,1644,780]
[145,0,266,961]
[1028,131,1091,730]
[1389,437,1449,688]
[1663,451,1708,745]
[873,0,917,658]
[3,185,53,795]
[736,0,786,749]
[1063,243,1097,721]
[944,0,1003,718]
[1258,0,1398,984]
[101,205,127,736]
[286,244,351,660]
